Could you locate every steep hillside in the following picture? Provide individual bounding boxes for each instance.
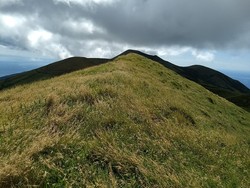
[0,53,249,187]
[120,50,250,110]
[0,57,108,90]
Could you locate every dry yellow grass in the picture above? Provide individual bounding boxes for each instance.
[0,53,249,187]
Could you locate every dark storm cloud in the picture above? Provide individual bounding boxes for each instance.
[0,0,250,58]
[88,0,250,48]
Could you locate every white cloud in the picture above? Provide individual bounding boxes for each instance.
[0,13,29,46]
[49,43,72,59]
[27,29,72,59]
[191,50,215,62]
[0,14,26,28]
[28,29,53,47]
[157,47,191,56]
[131,46,215,63]
[64,18,104,34]
[91,0,118,4]
[77,40,120,58]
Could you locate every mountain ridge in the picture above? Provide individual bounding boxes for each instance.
[0,57,109,90]
[0,50,249,111]
[117,50,250,111]
[119,49,250,93]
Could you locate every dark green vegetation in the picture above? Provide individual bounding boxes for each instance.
[0,53,249,187]
[227,93,250,112]
[1,50,249,112]
[0,57,108,90]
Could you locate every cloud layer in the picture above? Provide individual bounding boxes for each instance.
[0,0,250,59]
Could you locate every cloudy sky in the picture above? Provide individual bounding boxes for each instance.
[0,0,250,85]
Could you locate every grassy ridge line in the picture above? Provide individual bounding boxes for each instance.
[0,57,109,90]
[0,53,249,187]
[121,50,250,111]
[1,50,249,112]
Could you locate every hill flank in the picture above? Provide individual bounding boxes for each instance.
[0,53,249,187]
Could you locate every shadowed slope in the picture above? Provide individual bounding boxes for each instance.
[182,65,249,93]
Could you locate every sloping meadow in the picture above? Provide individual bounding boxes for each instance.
[0,54,249,187]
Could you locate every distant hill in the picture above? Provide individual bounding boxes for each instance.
[0,57,109,90]
[0,53,249,187]
[0,50,249,111]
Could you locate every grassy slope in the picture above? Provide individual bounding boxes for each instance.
[1,50,249,112]
[0,53,249,187]
[0,57,108,90]
[125,50,250,112]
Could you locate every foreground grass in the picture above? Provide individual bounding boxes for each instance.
[0,53,249,187]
